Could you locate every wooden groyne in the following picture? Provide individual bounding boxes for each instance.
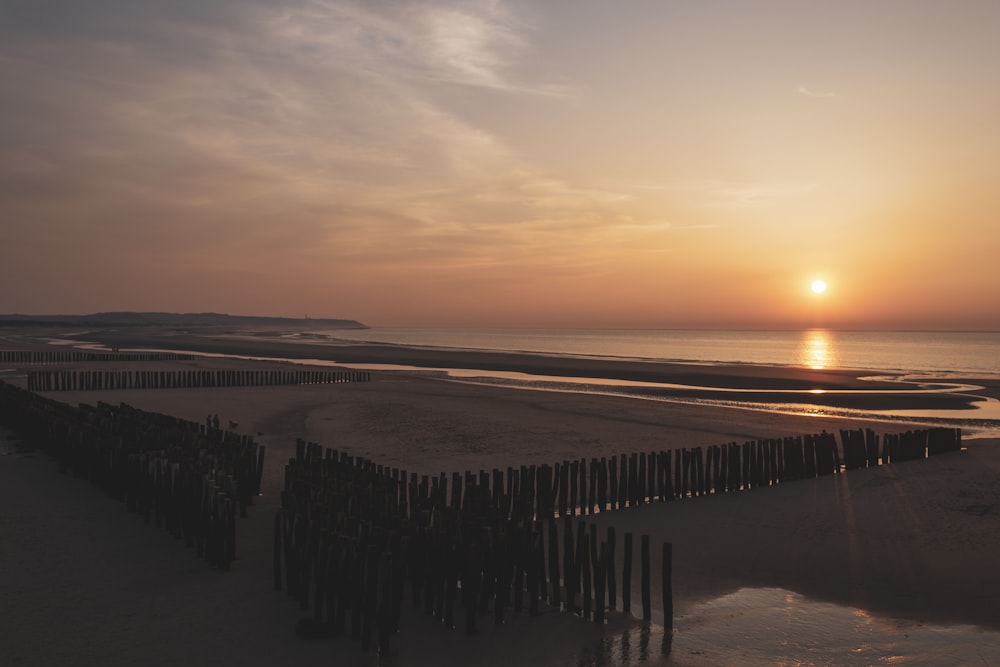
[0,350,196,363]
[390,428,961,522]
[26,368,371,392]
[272,425,961,654]
[0,368,966,657]
[273,438,673,651]
[0,381,264,570]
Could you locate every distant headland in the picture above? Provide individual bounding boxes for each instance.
[0,312,367,330]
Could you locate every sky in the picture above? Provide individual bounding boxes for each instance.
[2,0,999,329]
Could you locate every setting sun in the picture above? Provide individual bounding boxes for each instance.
[811,280,828,295]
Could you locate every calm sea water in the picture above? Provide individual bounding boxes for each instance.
[304,328,1000,376]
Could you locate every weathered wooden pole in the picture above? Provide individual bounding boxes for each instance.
[558,461,569,517]
[464,543,480,635]
[563,517,576,614]
[609,456,618,510]
[623,532,633,615]
[662,542,673,631]
[273,511,283,591]
[640,534,651,621]
[528,529,541,616]
[578,521,591,619]
[606,526,616,611]
[594,540,608,624]
[547,518,561,608]
[570,460,579,515]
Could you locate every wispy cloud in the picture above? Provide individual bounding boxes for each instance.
[0,0,576,267]
[796,85,837,98]
[633,180,816,207]
[268,1,570,96]
[416,4,527,90]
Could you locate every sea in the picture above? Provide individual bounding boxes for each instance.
[297,327,1000,376]
[273,328,1000,433]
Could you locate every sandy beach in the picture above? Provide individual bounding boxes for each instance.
[2,331,1000,665]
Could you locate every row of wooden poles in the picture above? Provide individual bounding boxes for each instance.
[272,426,960,654]
[0,349,194,363]
[274,440,674,654]
[27,368,372,392]
[0,380,265,570]
[348,428,961,524]
[0,365,965,658]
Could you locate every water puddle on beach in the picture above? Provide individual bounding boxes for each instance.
[586,587,1000,667]
[429,589,1000,667]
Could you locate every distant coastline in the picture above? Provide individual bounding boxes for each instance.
[0,311,367,330]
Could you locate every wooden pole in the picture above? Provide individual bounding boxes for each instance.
[547,518,561,608]
[594,540,608,624]
[273,511,283,591]
[640,534,651,621]
[606,526,616,611]
[623,532,633,615]
[662,542,673,631]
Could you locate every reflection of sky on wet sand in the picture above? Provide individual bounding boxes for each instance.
[566,623,668,667]
[656,587,1000,666]
[63,343,1000,435]
[548,587,1000,665]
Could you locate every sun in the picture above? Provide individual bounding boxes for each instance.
[811,279,828,294]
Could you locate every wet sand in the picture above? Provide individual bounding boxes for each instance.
[57,326,1000,411]
[2,331,1000,665]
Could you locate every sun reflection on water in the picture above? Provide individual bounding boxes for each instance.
[798,329,841,370]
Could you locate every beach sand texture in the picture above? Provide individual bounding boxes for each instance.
[2,335,1000,665]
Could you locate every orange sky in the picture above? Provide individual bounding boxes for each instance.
[2,1,998,329]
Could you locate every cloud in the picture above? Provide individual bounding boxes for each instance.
[1,0,652,314]
[632,180,816,207]
[263,1,570,96]
[0,2,571,254]
[796,85,837,98]
[408,3,571,96]
[415,4,526,89]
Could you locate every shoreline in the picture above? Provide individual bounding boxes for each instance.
[58,328,905,386]
[45,328,1000,416]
